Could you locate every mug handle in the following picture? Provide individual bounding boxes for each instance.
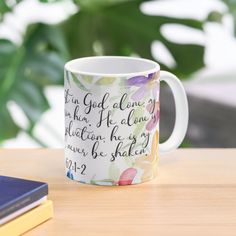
[159,71,189,154]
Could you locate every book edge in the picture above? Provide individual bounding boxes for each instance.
[0,200,53,236]
[0,181,48,219]
[0,196,47,225]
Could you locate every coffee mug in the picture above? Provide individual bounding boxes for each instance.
[64,56,188,185]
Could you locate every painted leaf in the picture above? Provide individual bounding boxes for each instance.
[133,106,145,137]
[81,75,93,84]
[108,163,120,181]
[95,77,116,85]
[65,70,71,87]
[133,121,146,139]
[123,156,134,167]
[91,179,115,186]
[109,95,122,102]
[71,72,89,91]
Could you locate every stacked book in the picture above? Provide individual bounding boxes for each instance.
[0,176,53,235]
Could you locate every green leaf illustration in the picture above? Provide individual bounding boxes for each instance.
[133,106,146,137]
[95,77,116,85]
[65,70,71,87]
[124,156,135,167]
[90,179,115,185]
[81,74,93,84]
[109,95,122,102]
[71,72,89,92]
[108,162,120,181]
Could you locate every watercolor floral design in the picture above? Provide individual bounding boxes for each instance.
[89,141,158,185]
[117,168,137,185]
[66,170,74,180]
[65,70,159,185]
[146,101,160,131]
[70,72,117,92]
[127,72,160,101]
[127,72,160,131]
[90,167,138,186]
[90,167,137,186]
[134,132,159,182]
[70,72,89,92]
[89,133,159,186]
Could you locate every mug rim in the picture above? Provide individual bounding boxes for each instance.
[64,56,160,77]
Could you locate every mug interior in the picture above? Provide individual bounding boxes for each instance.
[65,56,160,76]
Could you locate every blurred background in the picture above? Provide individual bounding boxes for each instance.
[0,0,235,148]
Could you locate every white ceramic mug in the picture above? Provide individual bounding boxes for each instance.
[64,56,188,185]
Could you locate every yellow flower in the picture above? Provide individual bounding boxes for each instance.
[134,131,159,182]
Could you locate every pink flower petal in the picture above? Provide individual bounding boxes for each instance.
[146,102,154,113]
[118,168,137,185]
[146,110,160,131]
[146,101,159,114]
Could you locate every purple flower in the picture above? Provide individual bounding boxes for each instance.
[127,73,154,86]
[127,72,159,101]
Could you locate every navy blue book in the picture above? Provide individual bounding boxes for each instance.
[0,176,48,220]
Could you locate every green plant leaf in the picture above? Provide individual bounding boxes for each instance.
[0,0,207,145]
[221,0,236,36]
[39,0,63,2]
[11,81,50,123]
[0,0,22,18]
[75,0,132,10]
[0,105,19,142]
[62,0,204,78]
[0,24,68,143]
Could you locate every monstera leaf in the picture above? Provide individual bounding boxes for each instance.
[75,0,132,10]
[222,0,236,35]
[63,0,204,78]
[0,0,22,18]
[0,0,207,145]
[0,24,68,142]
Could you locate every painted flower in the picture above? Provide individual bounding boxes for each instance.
[127,72,160,101]
[117,168,137,186]
[146,101,160,131]
[134,132,159,182]
[90,168,137,186]
[66,170,74,180]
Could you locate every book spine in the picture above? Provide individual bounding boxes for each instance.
[0,184,48,219]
